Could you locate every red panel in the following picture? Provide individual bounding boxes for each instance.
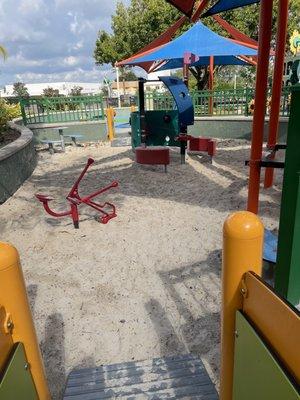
[166,0,195,17]
[189,137,217,156]
[136,147,170,165]
[208,140,217,157]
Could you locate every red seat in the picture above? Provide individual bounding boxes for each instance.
[136,147,170,170]
[189,137,216,157]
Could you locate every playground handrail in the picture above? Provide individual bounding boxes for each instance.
[0,242,50,399]
[144,86,291,117]
[19,87,291,125]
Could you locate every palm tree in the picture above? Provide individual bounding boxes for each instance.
[0,45,7,60]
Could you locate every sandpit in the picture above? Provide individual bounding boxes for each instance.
[0,140,282,399]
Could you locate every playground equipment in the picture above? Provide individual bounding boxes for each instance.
[105,107,116,141]
[35,158,118,228]
[131,76,216,165]
[135,146,170,172]
[3,91,300,396]
[1,1,300,398]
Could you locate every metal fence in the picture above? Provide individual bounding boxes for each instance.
[144,86,291,117]
[20,95,105,125]
[19,87,291,125]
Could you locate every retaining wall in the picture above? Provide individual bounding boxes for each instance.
[0,120,37,203]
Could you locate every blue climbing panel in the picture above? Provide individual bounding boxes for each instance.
[159,76,194,128]
[263,229,278,264]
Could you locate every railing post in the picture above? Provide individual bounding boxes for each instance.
[264,0,289,189]
[221,211,263,400]
[100,95,105,120]
[106,107,115,141]
[19,98,28,125]
[0,242,51,399]
[247,0,274,214]
[244,87,250,116]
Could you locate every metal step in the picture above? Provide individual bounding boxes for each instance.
[63,354,218,399]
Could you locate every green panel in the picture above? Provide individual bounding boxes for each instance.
[0,343,38,400]
[130,111,141,148]
[233,311,300,400]
[20,95,105,125]
[275,85,300,306]
[131,110,180,149]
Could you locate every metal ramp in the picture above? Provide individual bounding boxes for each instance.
[63,354,218,399]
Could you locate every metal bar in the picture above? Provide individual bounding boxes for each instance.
[247,0,274,214]
[209,56,214,115]
[221,211,263,400]
[0,243,51,399]
[138,78,147,144]
[264,0,289,188]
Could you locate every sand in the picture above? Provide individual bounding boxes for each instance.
[0,140,282,399]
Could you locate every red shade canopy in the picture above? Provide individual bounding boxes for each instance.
[165,0,195,17]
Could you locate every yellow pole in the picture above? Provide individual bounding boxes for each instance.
[0,242,51,400]
[105,107,115,141]
[221,211,263,400]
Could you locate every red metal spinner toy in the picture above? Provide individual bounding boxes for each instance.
[35,158,118,229]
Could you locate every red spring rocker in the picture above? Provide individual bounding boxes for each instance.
[35,158,118,229]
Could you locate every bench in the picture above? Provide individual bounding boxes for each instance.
[63,134,83,146]
[135,146,170,172]
[41,139,65,154]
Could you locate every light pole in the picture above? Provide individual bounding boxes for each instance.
[115,65,121,108]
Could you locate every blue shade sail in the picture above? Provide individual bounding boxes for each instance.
[203,0,260,17]
[156,55,249,71]
[124,22,257,65]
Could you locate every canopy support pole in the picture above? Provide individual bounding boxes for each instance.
[191,0,210,22]
[209,56,214,115]
[116,66,121,108]
[247,0,273,214]
[264,0,289,188]
[183,63,189,87]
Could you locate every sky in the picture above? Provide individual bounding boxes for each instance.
[0,0,130,86]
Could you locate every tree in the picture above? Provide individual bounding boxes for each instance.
[70,86,83,96]
[94,0,300,90]
[118,68,137,81]
[43,87,60,97]
[13,82,29,98]
[94,0,181,66]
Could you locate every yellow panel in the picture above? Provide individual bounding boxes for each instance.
[242,272,300,385]
[0,306,13,373]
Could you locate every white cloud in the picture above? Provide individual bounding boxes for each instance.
[18,0,44,14]
[0,0,130,86]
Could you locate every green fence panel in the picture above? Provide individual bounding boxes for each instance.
[20,95,105,125]
[20,87,291,125]
[144,86,290,117]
